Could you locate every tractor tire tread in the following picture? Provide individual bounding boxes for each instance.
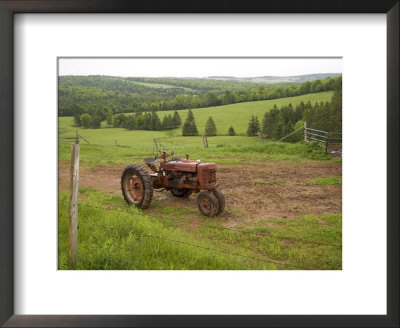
[121,164,153,209]
[213,189,225,215]
[197,191,219,217]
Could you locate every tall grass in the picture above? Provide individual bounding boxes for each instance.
[58,138,332,167]
[58,192,275,270]
[58,192,342,270]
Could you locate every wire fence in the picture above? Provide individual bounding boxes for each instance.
[77,203,342,249]
[60,201,341,270]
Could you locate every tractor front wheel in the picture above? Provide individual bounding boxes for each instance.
[170,188,193,198]
[213,190,225,215]
[197,191,219,217]
[121,164,153,209]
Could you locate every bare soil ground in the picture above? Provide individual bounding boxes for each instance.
[59,161,341,227]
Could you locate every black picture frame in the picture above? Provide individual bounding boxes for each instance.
[0,1,398,327]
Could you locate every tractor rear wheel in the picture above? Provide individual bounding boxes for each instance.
[121,164,153,209]
[197,191,219,217]
[213,190,225,215]
[170,188,193,198]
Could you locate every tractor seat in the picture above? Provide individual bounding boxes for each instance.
[143,157,158,164]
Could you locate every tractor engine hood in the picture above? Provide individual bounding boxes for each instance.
[163,160,216,173]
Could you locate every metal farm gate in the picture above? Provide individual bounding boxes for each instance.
[304,125,342,156]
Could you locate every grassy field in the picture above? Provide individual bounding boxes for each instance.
[58,90,341,270]
[58,190,342,270]
[158,91,333,135]
[59,90,333,147]
[58,134,342,270]
[59,91,333,139]
[59,92,337,166]
[58,134,336,167]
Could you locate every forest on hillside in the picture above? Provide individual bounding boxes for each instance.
[258,90,342,140]
[58,75,342,117]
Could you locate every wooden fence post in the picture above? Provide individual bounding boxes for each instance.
[202,134,208,148]
[304,121,308,142]
[68,133,80,267]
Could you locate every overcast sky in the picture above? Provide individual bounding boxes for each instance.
[58,58,341,78]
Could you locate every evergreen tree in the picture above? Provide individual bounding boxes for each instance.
[255,116,260,134]
[162,114,175,130]
[173,110,182,127]
[262,112,272,137]
[125,116,136,130]
[182,109,198,136]
[162,115,169,129]
[292,120,305,142]
[247,115,260,136]
[142,113,152,130]
[204,116,217,136]
[272,112,285,139]
[295,102,306,122]
[150,111,161,130]
[283,121,294,139]
[228,126,236,136]
[182,121,193,136]
[135,114,144,129]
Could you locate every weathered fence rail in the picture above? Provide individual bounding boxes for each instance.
[304,124,342,156]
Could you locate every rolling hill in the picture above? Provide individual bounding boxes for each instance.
[206,73,342,85]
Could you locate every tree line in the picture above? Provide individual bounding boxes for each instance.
[246,90,342,141]
[58,75,264,117]
[141,76,342,112]
[75,90,341,141]
[113,111,182,131]
[77,109,182,131]
[180,90,341,140]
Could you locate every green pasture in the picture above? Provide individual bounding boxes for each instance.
[58,191,342,270]
[59,91,333,138]
[58,90,335,165]
[58,135,334,167]
[58,90,341,270]
[157,91,333,135]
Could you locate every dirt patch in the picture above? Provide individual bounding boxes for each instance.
[58,162,123,195]
[280,239,295,246]
[58,160,341,227]
[215,161,341,225]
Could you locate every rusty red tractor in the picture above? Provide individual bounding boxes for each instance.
[121,150,225,216]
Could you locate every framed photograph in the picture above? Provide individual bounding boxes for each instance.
[1,1,398,327]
